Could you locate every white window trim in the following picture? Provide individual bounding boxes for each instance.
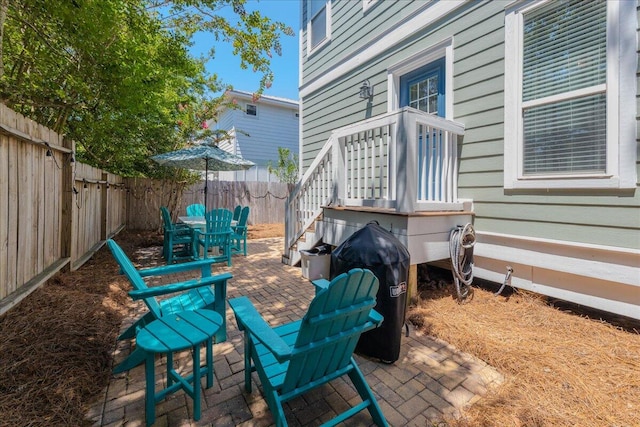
[504,0,637,190]
[245,103,258,118]
[386,37,454,121]
[306,0,332,57]
[363,0,378,13]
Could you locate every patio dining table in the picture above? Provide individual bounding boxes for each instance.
[179,214,237,260]
[178,216,237,230]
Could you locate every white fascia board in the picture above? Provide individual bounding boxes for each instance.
[473,265,640,320]
[299,1,466,98]
[226,90,299,108]
[475,231,640,287]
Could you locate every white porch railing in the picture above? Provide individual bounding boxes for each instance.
[285,107,465,259]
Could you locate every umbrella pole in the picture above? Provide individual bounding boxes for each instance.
[204,159,208,212]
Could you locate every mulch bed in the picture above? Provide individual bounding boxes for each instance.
[408,267,640,427]
[0,233,142,427]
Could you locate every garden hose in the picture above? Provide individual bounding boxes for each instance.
[449,223,476,303]
[495,265,513,296]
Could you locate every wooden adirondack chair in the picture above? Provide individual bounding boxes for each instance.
[231,206,249,256]
[160,206,193,264]
[186,203,206,216]
[106,239,232,373]
[192,208,233,266]
[229,268,388,427]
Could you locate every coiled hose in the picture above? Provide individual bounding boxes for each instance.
[449,223,476,303]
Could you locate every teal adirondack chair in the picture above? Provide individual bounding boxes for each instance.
[231,206,249,256]
[192,208,233,266]
[229,268,388,427]
[186,203,206,216]
[160,206,192,264]
[232,205,242,222]
[106,239,232,373]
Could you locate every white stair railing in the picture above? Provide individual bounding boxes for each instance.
[285,136,335,257]
[285,107,465,262]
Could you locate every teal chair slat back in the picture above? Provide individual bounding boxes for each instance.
[204,208,233,245]
[160,206,174,231]
[282,269,379,394]
[231,206,250,256]
[232,205,242,222]
[237,206,249,228]
[186,203,206,216]
[107,240,162,317]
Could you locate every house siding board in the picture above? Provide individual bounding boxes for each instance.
[455,77,503,105]
[476,203,639,230]
[456,60,505,91]
[458,171,503,188]
[459,139,503,160]
[476,217,639,251]
[464,187,640,208]
[455,107,504,130]
[216,111,235,133]
[455,92,503,118]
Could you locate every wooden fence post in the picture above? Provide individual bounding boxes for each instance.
[101,172,108,240]
[60,137,75,271]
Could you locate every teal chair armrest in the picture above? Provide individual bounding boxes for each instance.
[129,273,231,300]
[311,278,330,290]
[368,308,384,327]
[137,258,223,278]
[232,225,247,234]
[229,296,292,362]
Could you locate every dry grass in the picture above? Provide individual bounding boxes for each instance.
[1,227,638,427]
[408,268,640,427]
[247,222,284,239]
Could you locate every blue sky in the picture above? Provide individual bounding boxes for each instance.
[189,0,300,101]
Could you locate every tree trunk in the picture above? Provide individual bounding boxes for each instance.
[0,0,8,77]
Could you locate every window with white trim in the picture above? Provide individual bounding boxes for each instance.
[307,0,331,54]
[245,104,257,116]
[504,0,636,189]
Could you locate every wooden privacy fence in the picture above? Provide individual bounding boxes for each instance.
[126,179,290,230]
[0,103,289,315]
[0,105,125,315]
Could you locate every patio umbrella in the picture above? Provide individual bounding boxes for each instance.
[151,144,254,211]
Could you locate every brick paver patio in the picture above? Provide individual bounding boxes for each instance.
[88,237,503,426]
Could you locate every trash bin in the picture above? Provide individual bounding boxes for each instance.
[300,244,332,280]
[331,221,410,363]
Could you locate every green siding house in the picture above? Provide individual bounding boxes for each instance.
[287,0,639,320]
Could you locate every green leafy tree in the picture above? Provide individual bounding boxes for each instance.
[0,0,293,178]
[268,146,298,186]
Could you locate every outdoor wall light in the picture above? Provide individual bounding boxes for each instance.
[359,80,373,99]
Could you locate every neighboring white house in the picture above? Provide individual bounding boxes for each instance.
[211,89,299,182]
